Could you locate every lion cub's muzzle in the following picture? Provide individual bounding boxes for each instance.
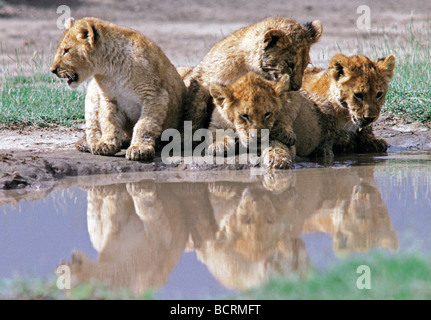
[354,116,377,131]
[50,66,79,86]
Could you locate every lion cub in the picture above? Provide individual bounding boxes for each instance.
[208,72,335,168]
[51,17,185,161]
[181,17,323,141]
[303,53,396,153]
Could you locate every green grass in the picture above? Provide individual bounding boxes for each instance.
[1,252,431,299]
[385,62,431,123]
[0,72,85,127]
[0,45,85,126]
[0,276,155,300]
[1,22,431,127]
[237,252,431,300]
[382,25,431,123]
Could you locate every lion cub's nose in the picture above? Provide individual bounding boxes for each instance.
[51,67,58,75]
[291,83,300,91]
[363,117,376,125]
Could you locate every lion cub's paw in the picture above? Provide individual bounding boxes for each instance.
[126,144,155,161]
[126,181,156,197]
[207,140,235,156]
[126,181,157,206]
[208,182,237,199]
[91,140,121,156]
[261,145,293,169]
[88,185,118,197]
[75,136,91,153]
[361,138,388,153]
[271,130,297,147]
[319,147,335,166]
[207,142,224,156]
[261,171,294,194]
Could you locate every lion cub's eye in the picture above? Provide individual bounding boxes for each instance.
[63,48,70,56]
[240,114,250,122]
[376,92,383,99]
[264,112,273,119]
[353,92,364,101]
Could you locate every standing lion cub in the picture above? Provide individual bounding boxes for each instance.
[51,17,185,161]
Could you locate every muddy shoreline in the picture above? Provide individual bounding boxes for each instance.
[0,113,430,191]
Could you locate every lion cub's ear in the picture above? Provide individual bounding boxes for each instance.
[210,83,233,109]
[263,29,289,51]
[304,20,323,43]
[273,74,290,100]
[329,53,350,81]
[64,17,75,30]
[76,21,98,47]
[377,54,396,82]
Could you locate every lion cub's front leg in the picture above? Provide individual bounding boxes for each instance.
[356,126,388,153]
[92,97,125,156]
[85,82,123,156]
[269,98,301,147]
[126,91,169,161]
[270,118,297,147]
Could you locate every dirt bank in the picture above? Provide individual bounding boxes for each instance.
[1,113,430,191]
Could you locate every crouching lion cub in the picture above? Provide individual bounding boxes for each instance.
[51,17,185,161]
[181,17,323,143]
[208,72,335,169]
[302,53,396,153]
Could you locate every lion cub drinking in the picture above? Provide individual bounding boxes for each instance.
[303,53,396,153]
[50,17,185,161]
[208,72,335,169]
[181,17,323,140]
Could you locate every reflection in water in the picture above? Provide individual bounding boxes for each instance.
[199,174,313,291]
[302,167,399,257]
[64,182,190,295]
[62,165,398,295]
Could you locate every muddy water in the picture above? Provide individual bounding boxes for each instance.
[1,151,430,299]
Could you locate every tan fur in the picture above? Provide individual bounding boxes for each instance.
[176,66,193,79]
[181,17,323,135]
[198,166,397,289]
[198,181,311,290]
[62,167,397,293]
[302,166,399,256]
[208,73,295,169]
[208,73,335,168]
[302,53,396,153]
[61,182,189,294]
[51,17,186,161]
[289,89,335,160]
